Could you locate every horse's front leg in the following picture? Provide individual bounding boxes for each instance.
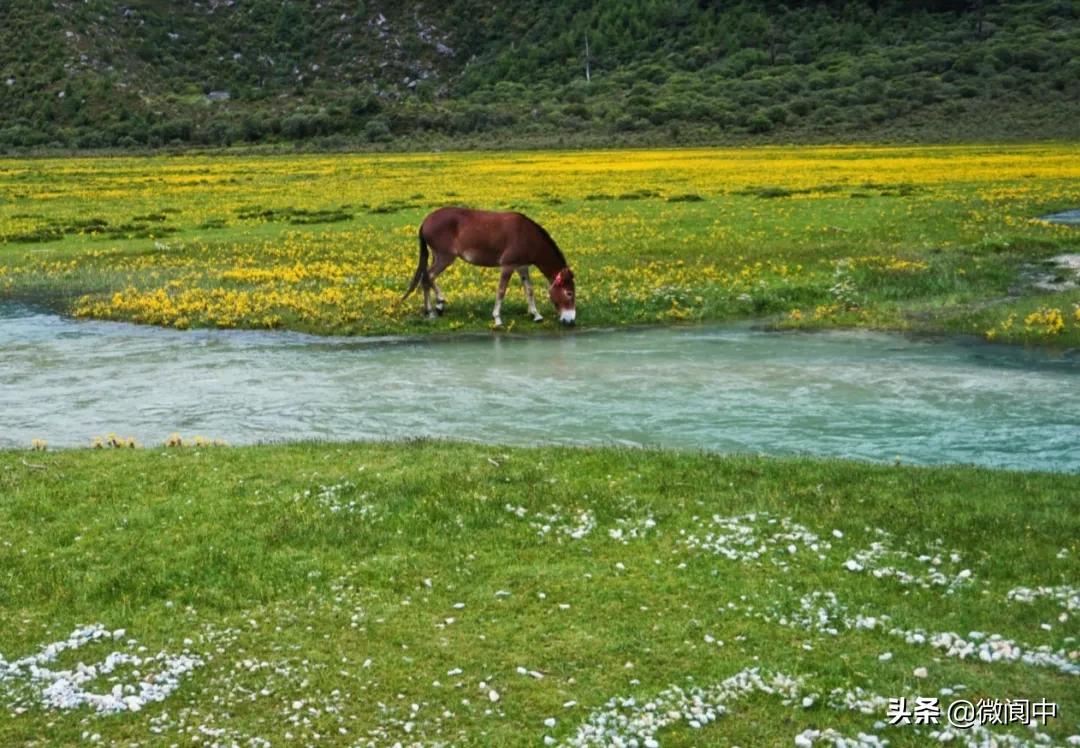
[517,266,543,322]
[492,266,514,327]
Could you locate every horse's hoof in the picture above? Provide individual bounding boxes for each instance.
[434,303,445,316]
[532,314,544,323]
[426,311,439,320]
[492,317,503,328]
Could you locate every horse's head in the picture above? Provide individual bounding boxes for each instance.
[549,268,576,326]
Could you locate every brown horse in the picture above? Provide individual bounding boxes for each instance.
[401,207,576,326]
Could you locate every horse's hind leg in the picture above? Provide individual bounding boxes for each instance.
[517,266,543,322]
[492,266,514,327]
[427,252,454,316]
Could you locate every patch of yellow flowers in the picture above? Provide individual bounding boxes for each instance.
[1,145,1077,336]
[985,305,1077,341]
[1023,307,1066,336]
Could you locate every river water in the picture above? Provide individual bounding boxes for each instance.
[1,304,1078,472]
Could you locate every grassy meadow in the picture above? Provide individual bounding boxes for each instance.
[1,144,1079,343]
[2,146,1079,745]
[0,443,1077,746]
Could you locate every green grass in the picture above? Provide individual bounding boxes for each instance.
[2,146,1080,344]
[1,442,1077,745]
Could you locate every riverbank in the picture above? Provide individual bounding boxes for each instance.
[2,145,1079,345]
[0,442,1076,745]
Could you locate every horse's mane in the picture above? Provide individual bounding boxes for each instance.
[524,216,568,268]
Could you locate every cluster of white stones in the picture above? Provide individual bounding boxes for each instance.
[137,578,486,746]
[841,532,973,592]
[927,724,1067,748]
[504,504,596,541]
[0,624,202,715]
[895,629,1079,676]
[561,668,802,747]
[295,482,377,516]
[608,515,658,545]
[825,686,891,716]
[1007,585,1079,611]
[564,666,1072,748]
[793,728,888,747]
[681,512,830,567]
[750,593,1078,676]
[768,591,859,636]
[756,592,886,637]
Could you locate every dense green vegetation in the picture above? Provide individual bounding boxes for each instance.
[1,0,1077,151]
[1,442,1077,744]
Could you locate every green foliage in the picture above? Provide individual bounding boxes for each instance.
[0,442,1077,744]
[0,0,1077,150]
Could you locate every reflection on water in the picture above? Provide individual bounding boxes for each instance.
[1,303,1078,472]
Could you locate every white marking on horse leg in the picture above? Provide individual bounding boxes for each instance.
[559,309,577,325]
[493,267,513,327]
[432,280,446,314]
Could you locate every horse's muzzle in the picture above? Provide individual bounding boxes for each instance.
[559,310,576,326]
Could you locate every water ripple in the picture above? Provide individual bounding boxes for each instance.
[1,305,1078,471]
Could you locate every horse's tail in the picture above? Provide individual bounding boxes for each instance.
[399,227,430,304]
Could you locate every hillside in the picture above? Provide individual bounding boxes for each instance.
[0,0,1078,150]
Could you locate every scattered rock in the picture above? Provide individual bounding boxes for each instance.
[1020,253,1080,292]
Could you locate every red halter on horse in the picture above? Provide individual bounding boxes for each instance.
[401,207,577,327]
